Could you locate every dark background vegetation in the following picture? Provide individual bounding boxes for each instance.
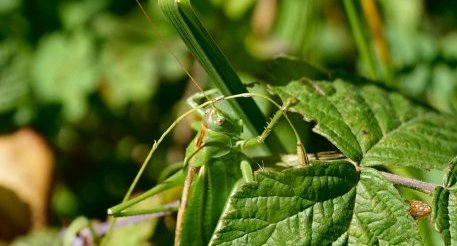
[1,0,456,244]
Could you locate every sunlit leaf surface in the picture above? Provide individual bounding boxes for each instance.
[211,161,421,245]
[273,79,457,169]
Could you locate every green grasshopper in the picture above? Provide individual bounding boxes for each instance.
[106,0,308,245]
[107,91,307,245]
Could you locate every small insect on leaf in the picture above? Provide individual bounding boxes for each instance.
[408,200,432,219]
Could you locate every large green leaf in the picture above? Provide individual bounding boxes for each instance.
[272,79,457,169]
[433,157,457,245]
[211,161,358,245]
[210,161,421,245]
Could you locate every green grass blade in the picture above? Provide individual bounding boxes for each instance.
[158,0,285,152]
[343,0,378,80]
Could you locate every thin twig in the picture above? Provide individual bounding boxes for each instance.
[380,171,436,194]
[68,201,180,246]
[359,0,394,84]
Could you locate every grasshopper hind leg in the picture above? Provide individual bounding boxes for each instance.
[174,165,199,245]
[107,171,184,217]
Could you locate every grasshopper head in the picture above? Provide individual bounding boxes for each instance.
[205,108,243,138]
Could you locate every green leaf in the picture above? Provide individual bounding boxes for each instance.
[348,168,421,244]
[272,79,457,169]
[99,42,160,111]
[211,160,358,246]
[32,31,98,121]
[211,161,421,245]
[433,157,457,245]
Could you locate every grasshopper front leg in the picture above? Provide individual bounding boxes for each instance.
[238,97,309,166]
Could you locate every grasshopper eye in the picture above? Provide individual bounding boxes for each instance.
[216,117,225,125]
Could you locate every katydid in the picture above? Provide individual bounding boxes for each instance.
[105,0,308,245]
[107,91,307,245]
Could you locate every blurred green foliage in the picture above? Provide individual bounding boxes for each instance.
[0,0,456,244]
[10,229,61,246]
[382,0,457,113]
[0,0,189,224]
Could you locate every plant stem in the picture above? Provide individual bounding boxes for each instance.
[359,0,394,85]
[380,171,436,194]
[343,0,378,80]
[74,201,180,245]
